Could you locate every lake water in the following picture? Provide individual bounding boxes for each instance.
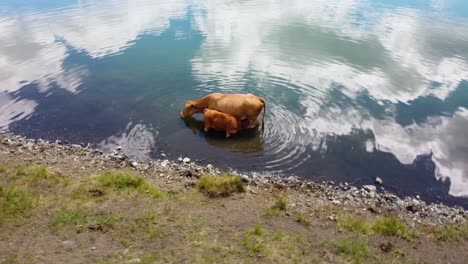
[1,0,468,206]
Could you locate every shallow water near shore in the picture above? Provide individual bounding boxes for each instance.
[1,0,468,206]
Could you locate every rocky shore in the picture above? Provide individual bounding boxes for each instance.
[1,132,466,228]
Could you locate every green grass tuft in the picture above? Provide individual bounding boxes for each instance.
[13,165,66,186]
[295,214,312,227]
[272,197,287,211]
[94,171,163,198]
[0,186,37,222]
[244,223,266,255]
[197,174,245,197]
[132,213,163,240]
[338,214,370,235]
[264,197,287,217]
[436,223,468,242]
[52,208,87,231]
[52,207,121,232]
[334,239,371,264]
[372,215,415,241]
[0,165,7,173]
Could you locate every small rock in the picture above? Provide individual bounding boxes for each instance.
[88,223,106,232]
[332,200,341,205]
[131,161,138,168]
[406,202,421,213]
[368,205,380,214]
[363,185,376,192]
[416,195,420,199]
[91,247,96,251]
[380,242,393,253]
[207,164,214,169]
[375,177,383,185]
[25,142,34,150]
[395,199,405,209]
[177,157,183,162]
[328,215,336,222]
[127,258,141,264]
[115,146,122,151]
[61,240,76,247]
[183,157,190,163]
[88,189,104,197]
[240,174,250,182]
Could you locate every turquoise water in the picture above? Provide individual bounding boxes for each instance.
[1,0,468,205]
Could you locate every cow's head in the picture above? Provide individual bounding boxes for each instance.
[180,100,203,117]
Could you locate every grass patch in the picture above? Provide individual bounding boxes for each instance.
[295,214,312,227]
[197,174,245,197]
[372,215,415,241]
[436,222,468,242]
[334,239,371,264]
[132,213,163,240]
[75,171,164,199]
[0,186,37,223]
[264,197,287,217]
[52,208,87,231]
[244,222,266,255]
[337,214,370,235]
[12,165,66,186]
[0,165,7,173]
[52,207,121,233]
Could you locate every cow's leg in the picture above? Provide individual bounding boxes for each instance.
[225,131,231,138]
[246,115,260,128]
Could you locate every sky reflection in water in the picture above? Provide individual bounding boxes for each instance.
[1,0,468,203]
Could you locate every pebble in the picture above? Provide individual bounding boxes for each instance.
[332,200,341,205]
[127,258,141,264]
[375,177,383,185]
[131,161,138,168]
[363,185,377,192]
[61,240,75,246]
[182,157,190,163]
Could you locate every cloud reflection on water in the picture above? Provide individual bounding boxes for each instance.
[0,0,467,196]
[190,0,468,196]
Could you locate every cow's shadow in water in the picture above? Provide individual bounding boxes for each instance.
[181,116,265,153]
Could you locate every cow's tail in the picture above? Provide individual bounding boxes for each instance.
[257,96,266,131]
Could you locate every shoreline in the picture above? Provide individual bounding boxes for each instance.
[1,132,466,226]
[2,131,468,263]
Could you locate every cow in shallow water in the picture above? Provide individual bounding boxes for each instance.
[203,109,248,138]
[180,93,266,130]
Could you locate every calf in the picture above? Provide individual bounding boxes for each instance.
[203,109,244,138]
[181,93,266,130]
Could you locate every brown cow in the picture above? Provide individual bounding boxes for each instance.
[180,93,266,130]
[203,109,243,138]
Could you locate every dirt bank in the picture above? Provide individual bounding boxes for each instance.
[1,133,467,263]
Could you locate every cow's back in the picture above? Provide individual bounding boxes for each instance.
[206,93,261,118]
